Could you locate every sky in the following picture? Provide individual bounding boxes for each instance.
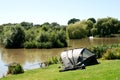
[0,0,120,25]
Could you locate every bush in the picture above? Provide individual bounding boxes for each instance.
[37,42,53,49]
[45,56,59,66]
[7,63,24,75]
[44,42,53,49]
[55,40,64,48]
[102,48,120,60]
[24,41,37,48]
[0,23,68,49]
[3,25,25,48]
[67,21,88,39]
[110,44,120,48]
[37,32,49,42]
[89,45,108,58]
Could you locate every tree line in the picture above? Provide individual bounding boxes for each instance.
[0,22,68,48]
[67,17,120,39]
[0,17,120,48]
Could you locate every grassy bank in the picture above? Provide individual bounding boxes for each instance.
[1,60,120,80]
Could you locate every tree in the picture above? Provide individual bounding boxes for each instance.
[3,25,25,48]
[37,31,49,42]
[107,17,120,34]
[87,18,96,23]
[91,25,98,36]
[86,20,94,36]
[20,22,33,29]
[41,22,51,31]
[92,17,120,37]
[67,21,88,39]
[68,18,80,25]
[51,22,60,27]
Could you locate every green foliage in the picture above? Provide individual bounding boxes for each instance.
[2,25,25,48]
[87,18,96,23]
[90,45,108,58]
[67,21,88,39]
[0,25,3,34]
[86,20,94,36]
[0,22,68,49]
[45,56,59,66]
[68,18,80,25]
[36,42,52,49]
[92,17,120,37]
[36,29,67,48]
[89,44,120,59]
[56,40,64,48]
[51,22,60,27]
[7,63,24,75]
[67,17,120,38]
[37,31,49,42]
[110,44,120,48]
[50,30,67,48]
[25,28,68,49]
[20,22,33,30]
[103,48,120,60]
[91,27,98,36]
[0,17,120,48]
[24,41,37,49]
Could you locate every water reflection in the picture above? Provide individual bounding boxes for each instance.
[1,49,65,65]
[0,51,8,78]
[69,37,120,48]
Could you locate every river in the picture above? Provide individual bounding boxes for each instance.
[0,37,120,78]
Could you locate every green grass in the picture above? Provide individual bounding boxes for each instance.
[1,60,120,80]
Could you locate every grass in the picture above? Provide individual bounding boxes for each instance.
[1,60,120,80]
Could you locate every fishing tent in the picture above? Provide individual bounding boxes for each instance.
[59,48,98,71]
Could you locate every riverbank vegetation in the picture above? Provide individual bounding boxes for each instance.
[0,17,120,48]
[1,60,120,80]
[67,17,120,39]
[0,22,68,48]
[7,63,24,75]
[89,44,120,59]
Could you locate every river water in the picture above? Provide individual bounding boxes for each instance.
[0,37,120,78]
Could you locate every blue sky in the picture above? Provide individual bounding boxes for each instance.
[0,0,120,25]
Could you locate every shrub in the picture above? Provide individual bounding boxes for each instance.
[103,48,120,60]
[0,23,68,49]
[110,44,120,48]
[3,25,25,48]
[7,63,24,75]
[36,42,43,48]
[89,45,108,58]
[67,21,88,39]
[44,42,53,49]
[37,42,52,49]
[45,56,59,66]
[56,40,64,48]
[24,41,37,48]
